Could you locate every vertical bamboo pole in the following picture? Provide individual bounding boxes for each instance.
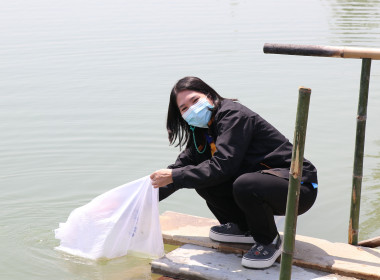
[279,87,311,280]
[349,58,372,245]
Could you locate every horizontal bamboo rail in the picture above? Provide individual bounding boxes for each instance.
[264,43,380,60]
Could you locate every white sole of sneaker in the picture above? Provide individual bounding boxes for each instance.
[241,247,282,269]
[209,230,255,244]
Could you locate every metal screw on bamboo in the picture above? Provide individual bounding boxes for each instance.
[349,58,372,245]
[279,87,311,280]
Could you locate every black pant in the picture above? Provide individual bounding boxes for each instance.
[159,171,317,245]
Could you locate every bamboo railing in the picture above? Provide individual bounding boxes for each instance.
[263,43,380,280]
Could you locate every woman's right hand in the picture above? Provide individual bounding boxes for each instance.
[150,169,173,188]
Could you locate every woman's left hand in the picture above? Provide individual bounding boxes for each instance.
[150,169,173,188]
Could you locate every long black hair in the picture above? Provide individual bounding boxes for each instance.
[166,76,226,149]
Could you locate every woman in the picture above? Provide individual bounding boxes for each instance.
[150,76,318,269]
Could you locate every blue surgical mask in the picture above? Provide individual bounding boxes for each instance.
[182,98,214,128]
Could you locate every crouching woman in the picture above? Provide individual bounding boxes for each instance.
[150,76,318,269]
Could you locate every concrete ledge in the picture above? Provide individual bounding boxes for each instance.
[160,211,251,255]
[152,244,357,280]
[159,211,380,280]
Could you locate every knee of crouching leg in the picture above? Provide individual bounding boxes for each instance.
[195,188,208,197]
[232,176,249,199]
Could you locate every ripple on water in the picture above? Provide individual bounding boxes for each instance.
[324,0,380,45]
[2,0,380,279]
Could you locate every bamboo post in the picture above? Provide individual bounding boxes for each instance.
[349,58,372,245]
[279,87,312,280]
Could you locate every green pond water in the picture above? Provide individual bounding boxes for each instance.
[1,0,380,279]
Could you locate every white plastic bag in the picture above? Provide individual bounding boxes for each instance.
[54,176,164,260]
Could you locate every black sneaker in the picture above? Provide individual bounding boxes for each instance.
[209,223,255,244]
[241,235,282,269]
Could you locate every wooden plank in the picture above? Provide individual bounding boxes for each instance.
[358,236,380,248]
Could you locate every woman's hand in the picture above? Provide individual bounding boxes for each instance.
[150,169,173,188]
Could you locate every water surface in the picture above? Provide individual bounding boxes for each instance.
[1,0,380,279]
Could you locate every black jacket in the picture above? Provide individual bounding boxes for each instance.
[170,99,318,189]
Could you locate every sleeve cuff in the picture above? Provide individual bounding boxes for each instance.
[171,168,183,187]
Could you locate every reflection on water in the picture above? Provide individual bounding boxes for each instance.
[57,253,153,280]
[55,244,178,280]
[323,0,380,45]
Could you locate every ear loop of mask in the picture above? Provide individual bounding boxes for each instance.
[190,126,206,154]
